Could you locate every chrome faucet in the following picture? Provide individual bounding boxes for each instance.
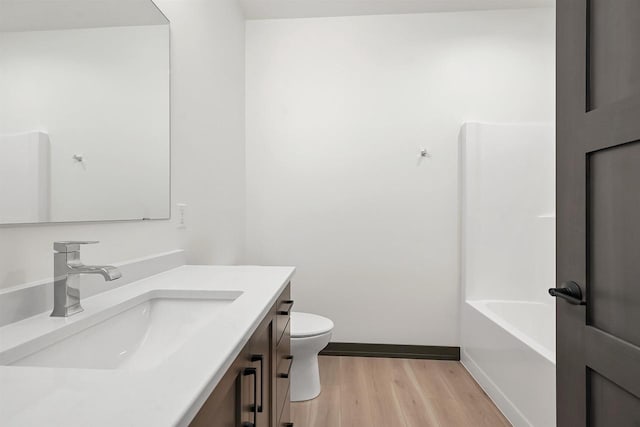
[51,241,122,317]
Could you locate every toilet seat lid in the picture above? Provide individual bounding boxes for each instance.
[290,312,334,338]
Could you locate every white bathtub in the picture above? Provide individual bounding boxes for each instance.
[461,300,556,427]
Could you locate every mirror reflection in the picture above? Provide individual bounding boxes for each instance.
[0,0,170,224]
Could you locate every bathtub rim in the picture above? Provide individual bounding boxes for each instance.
[466,299,556,365]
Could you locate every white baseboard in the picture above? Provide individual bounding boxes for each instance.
[461,348,531,427]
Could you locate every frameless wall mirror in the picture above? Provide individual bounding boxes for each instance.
[0,0,170,224]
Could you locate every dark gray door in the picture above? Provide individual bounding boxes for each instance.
[555,0,640,425]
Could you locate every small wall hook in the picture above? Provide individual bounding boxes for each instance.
[72,154,84,162]
[419,148,430,158]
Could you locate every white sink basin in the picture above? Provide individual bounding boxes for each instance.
[4,289,242,370]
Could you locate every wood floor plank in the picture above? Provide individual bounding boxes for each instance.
[409,360,458,400]
[390,359,439,427]
[290,399,312,426]
[405,360,478,426]
[362,357,407,427]
[318,355,342,387]
[436,361,511,427]
[304,385,342,427]
[292,358,343,426]
[339,356,376,427]
[291,356,511,427]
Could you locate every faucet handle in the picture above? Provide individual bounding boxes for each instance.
[54,241,99,253]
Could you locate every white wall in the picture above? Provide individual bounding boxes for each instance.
[246,8,555,346]
[0,25,170,222]
[0,0,246,290]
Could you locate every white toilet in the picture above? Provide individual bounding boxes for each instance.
[290,311,334,402]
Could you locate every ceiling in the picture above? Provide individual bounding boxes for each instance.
[0,0,168,32]
[240,0,555,20]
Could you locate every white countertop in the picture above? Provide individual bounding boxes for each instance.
[0,265,295,427]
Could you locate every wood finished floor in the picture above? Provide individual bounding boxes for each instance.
[291,356,511,427]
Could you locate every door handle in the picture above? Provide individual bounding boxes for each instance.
[549,281,585,305]
[251,354,264,413]
[242,367,257,427]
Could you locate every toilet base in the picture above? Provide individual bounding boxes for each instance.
[290,331,332,402]
[290,352,321,402]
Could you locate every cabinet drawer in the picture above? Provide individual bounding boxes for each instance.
[276,283,293,346]
[278,387,292,427]
[276,321,292,418]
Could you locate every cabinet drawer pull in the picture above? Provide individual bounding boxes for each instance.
[277,300,294,315]
[251,354,264,413]
[278,355,294,379]
[283,424,294,427]
[243,367,257,427]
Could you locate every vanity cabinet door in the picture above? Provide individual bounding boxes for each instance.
[190,286,290,427]
[276,284,292,346]
[190,347,249,427]
[275,322,291,423]
[279,388,292,427]
[189,346,259,427]
[248,314,274,427]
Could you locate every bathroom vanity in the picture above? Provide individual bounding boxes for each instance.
[0,264,295,427]
[191,283,293,427]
